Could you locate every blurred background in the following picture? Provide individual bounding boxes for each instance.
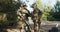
[0,0,60,32]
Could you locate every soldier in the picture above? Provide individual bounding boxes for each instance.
[31,3,42,32]
[17,3,31,32]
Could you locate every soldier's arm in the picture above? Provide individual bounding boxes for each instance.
[24,8,31,17]
[38,9,42,15]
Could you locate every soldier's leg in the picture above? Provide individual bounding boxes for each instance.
[34,20,39,32]
[38,21,41,32]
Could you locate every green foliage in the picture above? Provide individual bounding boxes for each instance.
[41,6,52,21]
[47,1,60,21]
[0,0,21,13]
[35,0,53,21]
[0,0,21,27]
[35,0,44,10]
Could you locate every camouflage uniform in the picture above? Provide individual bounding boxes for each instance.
[17,4,31,32]
[31,3,42,32]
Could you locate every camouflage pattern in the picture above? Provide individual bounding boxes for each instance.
[31,3,42,32]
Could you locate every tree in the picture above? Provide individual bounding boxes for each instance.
[0,0,21,27]
[35,0,44,10]
[47,1,60,21]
